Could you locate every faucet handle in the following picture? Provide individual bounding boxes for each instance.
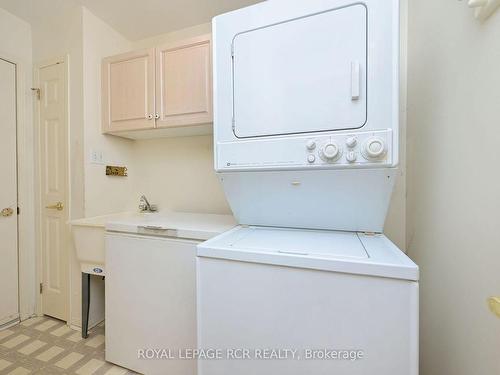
[138,195,157,212]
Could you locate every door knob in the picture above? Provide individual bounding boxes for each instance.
[45,201,64,211]
[1,207,14,217]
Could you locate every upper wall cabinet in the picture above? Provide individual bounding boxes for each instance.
[101,34,212,139]
[102,49,156,132]
[156,35,212,128]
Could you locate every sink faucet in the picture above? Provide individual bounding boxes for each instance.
[139,195,157,213]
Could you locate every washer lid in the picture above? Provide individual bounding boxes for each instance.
[198,226,419,281]
[226,226,368,259]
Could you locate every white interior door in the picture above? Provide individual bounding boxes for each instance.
[0,58,19,327]
[232,4,367,138]
[39,61,68,321]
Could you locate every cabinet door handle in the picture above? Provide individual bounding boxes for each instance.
[155,113,160,119]
[146,114,153,120]
[138,225,178,237]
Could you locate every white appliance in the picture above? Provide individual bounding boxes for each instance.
[198,0,418,374]
[213,0,400,232]
[197,226,419,375]
[105,212,235,375]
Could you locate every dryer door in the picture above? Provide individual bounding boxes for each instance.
[232,3,367,138]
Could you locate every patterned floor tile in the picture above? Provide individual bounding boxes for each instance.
[0,330,15,342]
[0,358,13,371]
[19,318,43,327]
[102,365,128,375]
[54,352,85,370]
[17,340,47,355]
[35,346,65,362]
[75,359,105,374]
[49,325,72,338]
[0,317,139,375]
[6,367,31,375]
[84,335,105,349]
[2,335,30,349]
[34,320,59,332]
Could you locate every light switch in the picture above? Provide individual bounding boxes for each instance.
[90,149,104,164]
[90,149,99,164]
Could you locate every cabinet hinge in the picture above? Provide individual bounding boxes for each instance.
[17,207,20,215]
[231,44,234,58]
[232,117,235,131]
[39,283,43,294]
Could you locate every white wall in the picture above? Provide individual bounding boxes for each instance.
[132,137,231,214]
[0,7,34,320]
[407,3,500,375]
[82,7,135,217]
[132,22,210,49]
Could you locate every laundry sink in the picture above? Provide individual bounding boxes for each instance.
[70,212,137,275]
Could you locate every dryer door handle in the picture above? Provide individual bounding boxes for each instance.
[351,61,360,100]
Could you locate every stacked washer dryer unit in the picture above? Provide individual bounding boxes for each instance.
[197,1,418,375]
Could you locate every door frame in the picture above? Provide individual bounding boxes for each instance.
[0,56,19,327]
[34,56,70,320]
[0,50,36,322]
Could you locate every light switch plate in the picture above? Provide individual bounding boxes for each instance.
[90,149,104,164]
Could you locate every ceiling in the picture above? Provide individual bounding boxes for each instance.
[0,0,261,40]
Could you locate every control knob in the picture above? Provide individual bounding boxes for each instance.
[362,137,387,160]
[306,140,316,150]
[320,141,342,162]
[346,151,357,163]
[346,136,357,148]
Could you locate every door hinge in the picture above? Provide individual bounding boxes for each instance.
[39,283,43,294]
[31,88,41,100]
[17,207,20,215]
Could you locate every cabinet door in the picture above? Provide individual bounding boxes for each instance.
[155,34,212,128]
[102,49,155,132]
[105,233,197,374]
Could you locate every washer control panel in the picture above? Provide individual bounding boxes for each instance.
[305,132,389,167]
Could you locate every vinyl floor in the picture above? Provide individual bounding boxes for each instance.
[0,316,138,375]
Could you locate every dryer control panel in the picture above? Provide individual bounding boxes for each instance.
[306,133,390,167]
[217,130,393,171]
